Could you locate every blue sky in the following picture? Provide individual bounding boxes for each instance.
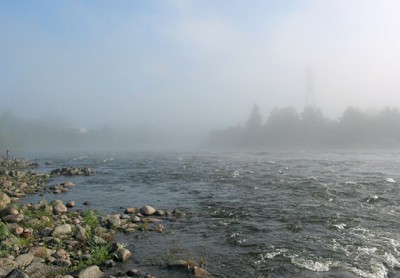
[1,0,400,131]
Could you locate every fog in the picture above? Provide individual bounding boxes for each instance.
[1,1,400,151]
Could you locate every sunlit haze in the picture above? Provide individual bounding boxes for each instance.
[1,0,400,145]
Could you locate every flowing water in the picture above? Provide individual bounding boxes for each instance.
[25,150,400,277]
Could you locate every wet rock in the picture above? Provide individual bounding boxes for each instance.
[126,268,142,277]
[155,210,165,216]
[5,269,29,278]
[50,167,94,177]
[104,259,117,267]
[62,182,76,188]
[77,265,103,278]
[66,201,75,208]
[110,243,131,262]
[124,207,137,214]
[144,217,163,223]
[53,224,72,236]
[167,259,189,269]
[140,205,156,216]
[193,266,212,277]
[15,253,34,268]
[83,201,91,206]
[115,248,131,262]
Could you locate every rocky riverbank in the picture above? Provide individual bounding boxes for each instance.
[0,158,212,278]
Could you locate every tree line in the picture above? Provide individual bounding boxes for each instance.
[0,112,160,152]
[209,105,400,149]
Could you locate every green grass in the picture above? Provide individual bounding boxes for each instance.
[81,210,99,230]
[0,222,9,241]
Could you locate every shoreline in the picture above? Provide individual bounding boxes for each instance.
[0,157,212,278]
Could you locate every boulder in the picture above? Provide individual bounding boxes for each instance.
[140,205,156,216]
[15,253,34,268]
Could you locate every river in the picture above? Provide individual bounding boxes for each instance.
[24,150,400,277]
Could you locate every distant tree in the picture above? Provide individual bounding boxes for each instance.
[244,104,263,146]
[245,104,263,131]
[265,107,301,147]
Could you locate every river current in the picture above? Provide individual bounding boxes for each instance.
[24,150,400,277]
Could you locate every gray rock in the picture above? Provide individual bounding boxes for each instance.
[114,248,131,262]
[78,265,103,278]
[53,224,72,236]
[24,262,61,278]
[5,269,29,278]
[53,259,71,267]
[0,258,18,277]
[2,214,24,223]
[53,202,68,214]
[0,205,19,217]
[15,253,34,268]
[76,224,87,242]
[52,249,69,260]
[107,215,121,228]
[0,192,11,209]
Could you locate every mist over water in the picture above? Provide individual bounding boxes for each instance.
[2,0,400,146]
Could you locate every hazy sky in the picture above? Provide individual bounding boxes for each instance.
[1,0,400,131]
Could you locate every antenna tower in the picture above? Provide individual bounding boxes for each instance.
[305,65,316,108]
